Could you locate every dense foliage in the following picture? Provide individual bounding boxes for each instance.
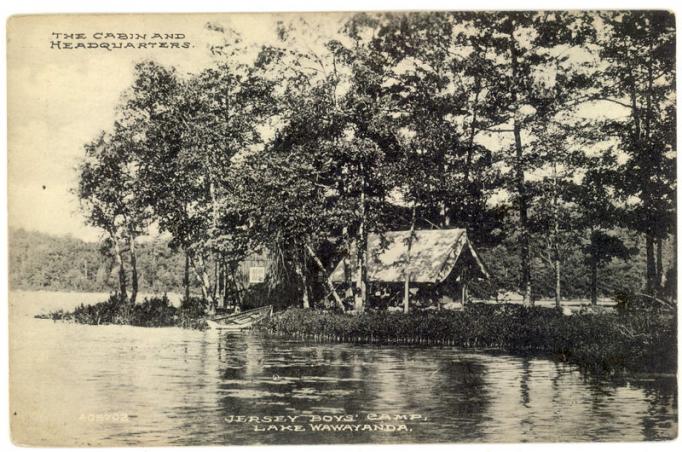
[28,11,676,314]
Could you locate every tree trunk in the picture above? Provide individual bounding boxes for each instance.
[656,236,664,293]
[342,226,354,301]
[111,234,127,303]
[304,243,345,312]
[403,277,411,313]
[197,271,210,310]
[514,123,532,306]
[438,148,450,228]
[354,166,368,313]
[215,259,226,309]
[666,232,677,299]
[590,257,598,306]
[646,36,663,296]
[189,253,214,314]
[552,161,560,309]
[302,283,310,309]
[464,75,481,184]
[212,258,218,302]
[184,251,190,302]
[222,261,230,308]
[207,160,220,312]
[645,232,656,294]
[128,235,138,304]
[625,53,657,297]
[355,236,367,313]
[201,271,214,314]
[588,228,599,307]
[404,203,417,314]
[229,266,244,308]
[509,26,532,307]
[440,202,450,228]
[463,70,482,228]
[293,256,310,309]
[555,260,561,309]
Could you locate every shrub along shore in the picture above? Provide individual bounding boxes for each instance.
[38,295,208,330]
[39,296,676,374]
[258,305,677,375]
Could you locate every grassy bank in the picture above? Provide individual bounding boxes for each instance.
[259,304,677,374]
[37,295,208,330]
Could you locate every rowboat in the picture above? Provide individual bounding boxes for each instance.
[205,305,273,330]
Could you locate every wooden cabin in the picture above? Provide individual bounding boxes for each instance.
[329,229,489,309]
[236,251,270,288]
[228,251,299,310]
[216,251,271,310]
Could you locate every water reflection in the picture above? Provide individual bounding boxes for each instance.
[10,304,678,446]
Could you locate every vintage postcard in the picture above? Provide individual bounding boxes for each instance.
[7,11,677,446]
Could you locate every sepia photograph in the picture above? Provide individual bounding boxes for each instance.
[6,7,678,447]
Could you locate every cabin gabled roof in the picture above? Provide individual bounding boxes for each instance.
[330,229,489,284]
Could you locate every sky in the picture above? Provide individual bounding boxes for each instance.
[7,12,628,243]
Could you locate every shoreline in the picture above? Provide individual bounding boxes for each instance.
[33,294,677,376]
[28,313,681,380]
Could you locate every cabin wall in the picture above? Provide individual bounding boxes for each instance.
[232,254,302,310]
[235,257,270,289]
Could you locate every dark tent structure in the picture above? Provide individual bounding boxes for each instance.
[330,229,489,308]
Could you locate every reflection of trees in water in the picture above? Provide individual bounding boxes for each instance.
[201,334,677,444]
[628,376,677,441]
[211,338,496,443]
[139,330,229,445]
[519,358,530,408]
[507,358,676,442]
[361,348,491,442]
[577,372,677,441]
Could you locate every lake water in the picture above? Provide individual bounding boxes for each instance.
[9,291,678,446]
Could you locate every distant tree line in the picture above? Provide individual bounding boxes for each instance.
[74,11,675,313]
[9,228,191,293]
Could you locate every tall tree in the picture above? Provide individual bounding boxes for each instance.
[596,11,676,296]
[120,34,275,312]
[76,128,149,303]
[453,12,595,305]
[568,147,636,305]
[352,12,503,236]
[256,17,395,312]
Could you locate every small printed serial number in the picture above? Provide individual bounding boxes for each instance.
[79,412,129,423]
